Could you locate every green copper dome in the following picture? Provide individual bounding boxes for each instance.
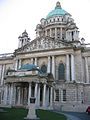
[46,1,68,19]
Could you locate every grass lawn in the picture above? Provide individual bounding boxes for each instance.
[0,108,66,120]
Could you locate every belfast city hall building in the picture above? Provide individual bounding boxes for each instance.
[0,1,90,112]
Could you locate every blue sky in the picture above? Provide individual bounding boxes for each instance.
[0,0,90,53]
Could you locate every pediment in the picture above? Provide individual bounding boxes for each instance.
[15,36,71,53]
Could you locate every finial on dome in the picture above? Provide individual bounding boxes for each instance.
[22,29,28,37]
[55,1,61,9]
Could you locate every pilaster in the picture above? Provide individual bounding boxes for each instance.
[66,54,70,81]
[47,56,51,73]
[60,27,62,39]
[71,54,75,81]
[85,57,89,83]
[52,56,55,78]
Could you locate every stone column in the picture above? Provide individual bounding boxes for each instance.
[55,28,57,39]
[35,58,38,73]
[50,87,53,109]
[17,87,21,105]
[13,85,16,105]
[43,83,46,108]
[47,56,51,73]
[85,57,89,83]
[18,59,22,69]
[35,58,37,66]
[15,59,18,70]
[4,84,8,105]
[31,58,33,64]
[28,83,31,106]
[10,84,14,105]
[1,64,5,85]
[71,54,75,81]
[35,83,38,106]
[52,56,55,78]
[50,29,52,37]
[66,54,70,81]
[60,27,62,39]
[37,84,40,107]
[8,84,11,105]
[46,87,49,107]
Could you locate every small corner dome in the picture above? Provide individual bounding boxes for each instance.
[22,30,28,37]
[19,64,39,71]
[46,1,69,19]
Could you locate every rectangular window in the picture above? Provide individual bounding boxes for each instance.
[63,89,66,101]
[55,89,59,101]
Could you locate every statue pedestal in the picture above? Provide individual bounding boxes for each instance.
[26,106,39,120]
[24,97,40,120]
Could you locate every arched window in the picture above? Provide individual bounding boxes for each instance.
[58,63,65,80]
[41,65,47,73]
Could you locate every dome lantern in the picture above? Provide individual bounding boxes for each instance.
[55,1,61,9]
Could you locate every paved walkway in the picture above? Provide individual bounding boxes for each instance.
[64,113,81,120]
[53,111,81,120]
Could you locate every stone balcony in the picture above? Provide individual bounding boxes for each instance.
[7,70,37,77]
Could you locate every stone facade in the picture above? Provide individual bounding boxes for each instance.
[0,1,90,112]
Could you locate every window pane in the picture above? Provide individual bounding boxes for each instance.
[41,65,47,73]
[55,89,59,101]
[63,89,66,101]
[58,63,65,80]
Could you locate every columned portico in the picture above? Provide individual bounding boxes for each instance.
[5,62,54,109]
